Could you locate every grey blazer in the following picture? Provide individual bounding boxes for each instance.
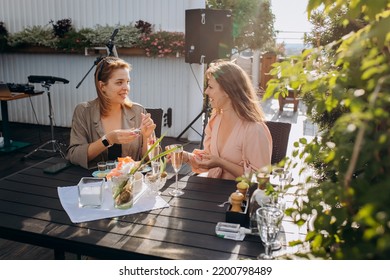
[66,98,146,169]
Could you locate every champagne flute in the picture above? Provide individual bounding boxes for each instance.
[256,206,284,260]
[167,144,184,197]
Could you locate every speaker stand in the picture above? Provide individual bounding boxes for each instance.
[176,96,210,149]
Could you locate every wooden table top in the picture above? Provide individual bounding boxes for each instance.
[0,157,304,260]
[0,91,43,101]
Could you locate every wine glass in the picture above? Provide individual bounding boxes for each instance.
[256,206,284,260]
[272,167,291,192]
[167,144,184,197]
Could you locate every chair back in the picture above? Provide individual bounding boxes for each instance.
[265,121,292,164]
[146,108,163,138]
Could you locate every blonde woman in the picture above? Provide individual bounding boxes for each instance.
[66,57,155,169]
[184,61,272,180]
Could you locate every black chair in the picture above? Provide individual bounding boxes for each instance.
[146,108,163,138]
[266,121,292,164]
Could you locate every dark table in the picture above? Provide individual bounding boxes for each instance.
[0,157,302,259]
[0,91,43,153]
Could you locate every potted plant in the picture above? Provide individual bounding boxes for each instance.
[264,0,390,259]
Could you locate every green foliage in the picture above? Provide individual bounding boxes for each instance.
[265,0,390,259]
[80,24,141,48]
[54,30,89,53]
[206,0,275,51]
[7,25,58,48]
[304,8,367,48]
[2,19,182,57]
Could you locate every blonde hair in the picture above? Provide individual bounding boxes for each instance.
[94,57,132,117]
[205,60,265,122]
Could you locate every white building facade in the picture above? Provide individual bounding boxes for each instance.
[0,0,206,140]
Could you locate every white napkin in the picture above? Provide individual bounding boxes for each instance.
[57,182,169,223]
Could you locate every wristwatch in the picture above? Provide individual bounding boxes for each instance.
[101,135,112,148]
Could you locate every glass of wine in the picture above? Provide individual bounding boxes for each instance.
[167,144,184,197]
[256,206,284,260]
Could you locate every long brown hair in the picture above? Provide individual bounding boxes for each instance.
[205,60,265,122]
[94,56,132,117]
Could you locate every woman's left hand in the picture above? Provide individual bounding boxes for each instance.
[140,113,156,138]
[194,153,220,169]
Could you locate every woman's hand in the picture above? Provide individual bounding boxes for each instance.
[106,129,140,145]
[140,113,156,139]
[193,153,221,169]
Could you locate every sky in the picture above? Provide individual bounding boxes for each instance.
[271,0,312,44]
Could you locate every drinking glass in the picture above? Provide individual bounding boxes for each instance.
[147,131,161,175]
[145,172,162,196]
[97,161,107,172]
[167,144,184,197]
[259,195,285,250]
[256,206,284,259]
[272,167,291,191]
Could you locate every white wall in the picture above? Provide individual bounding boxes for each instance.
[0,0,204,32]
[0,0,206,141]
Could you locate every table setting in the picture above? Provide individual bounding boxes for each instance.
[57,135,186,224]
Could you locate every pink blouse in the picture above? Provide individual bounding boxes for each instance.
[190,113,273,180]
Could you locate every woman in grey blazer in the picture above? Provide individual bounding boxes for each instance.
[66,57,156,169]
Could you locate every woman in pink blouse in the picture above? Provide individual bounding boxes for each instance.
[183,61,272,180]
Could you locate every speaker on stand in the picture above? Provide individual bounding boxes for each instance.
[178,9,233,146]
[185,9,233,64]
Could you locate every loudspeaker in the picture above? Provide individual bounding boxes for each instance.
[185,9,233,64]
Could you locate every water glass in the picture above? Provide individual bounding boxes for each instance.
[256,206,284,259]
[145,172,162,196]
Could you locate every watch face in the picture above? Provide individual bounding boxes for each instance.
[102,137,110,147]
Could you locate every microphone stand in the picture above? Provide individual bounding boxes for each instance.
[76,28,119,89]
[106,28,119,57]
[76,56,103,89]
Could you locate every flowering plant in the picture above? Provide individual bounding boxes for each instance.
[3,18,185,57]
[139,31,185,58]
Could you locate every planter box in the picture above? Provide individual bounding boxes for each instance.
[3,46,147,56]
[5,46,84,54]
